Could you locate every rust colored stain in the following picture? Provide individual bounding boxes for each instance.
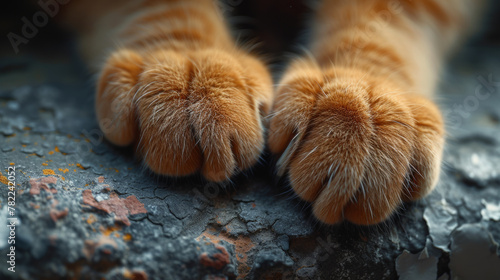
[82,235,118,260]
[124,196,148,215]
[48,199,69,223]
[82,190,147,226]
[200,245,231,270]
[50,207,69,222]
[29,177,58,195]
[198,229,254,279]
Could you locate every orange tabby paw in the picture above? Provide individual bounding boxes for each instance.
[268,59,444,225]
[96,48,272,181]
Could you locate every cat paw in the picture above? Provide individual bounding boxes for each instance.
[96,48,272,181]
[268,59,444,225]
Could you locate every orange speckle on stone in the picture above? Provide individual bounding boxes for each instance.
[54,146,60,153]
[74,169,77,172]
[48,151,54,155]
[0,176,9,185]
[23,127,31,130]
[102,225,122,237]
[76,163,85,170]
[22,144,27,147]
[30,202,40,209]
[42,163,48,166]
[43,169,56,175]
[58,168,69,173]
[114,232,120,238]
[87,214,97,224]
[123,233,132,242]
[9,163,14,166]
[61,177,66,181]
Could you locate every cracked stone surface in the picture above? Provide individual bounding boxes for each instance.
[1,13,500,280]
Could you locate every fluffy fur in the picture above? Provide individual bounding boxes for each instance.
[61,0,485,225]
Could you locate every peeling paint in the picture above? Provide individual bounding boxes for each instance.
[396,249,438,280]
[424,199,457,252]
[481,199,500,221]
[29,176,58,195]
[82,190,147,226]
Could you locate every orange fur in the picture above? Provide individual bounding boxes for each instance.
[268,0,484,225]
[63,0,273,181]
[62,0,486,225]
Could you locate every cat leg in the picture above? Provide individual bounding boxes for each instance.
[62,0,273,181]
[268,0,484,224]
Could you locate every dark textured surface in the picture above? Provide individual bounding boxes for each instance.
[1,15,500,280]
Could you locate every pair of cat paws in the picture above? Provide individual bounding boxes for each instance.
[96,48,444,225]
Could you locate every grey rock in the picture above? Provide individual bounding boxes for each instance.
[450,223,500,280]
[396,249,438,280]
